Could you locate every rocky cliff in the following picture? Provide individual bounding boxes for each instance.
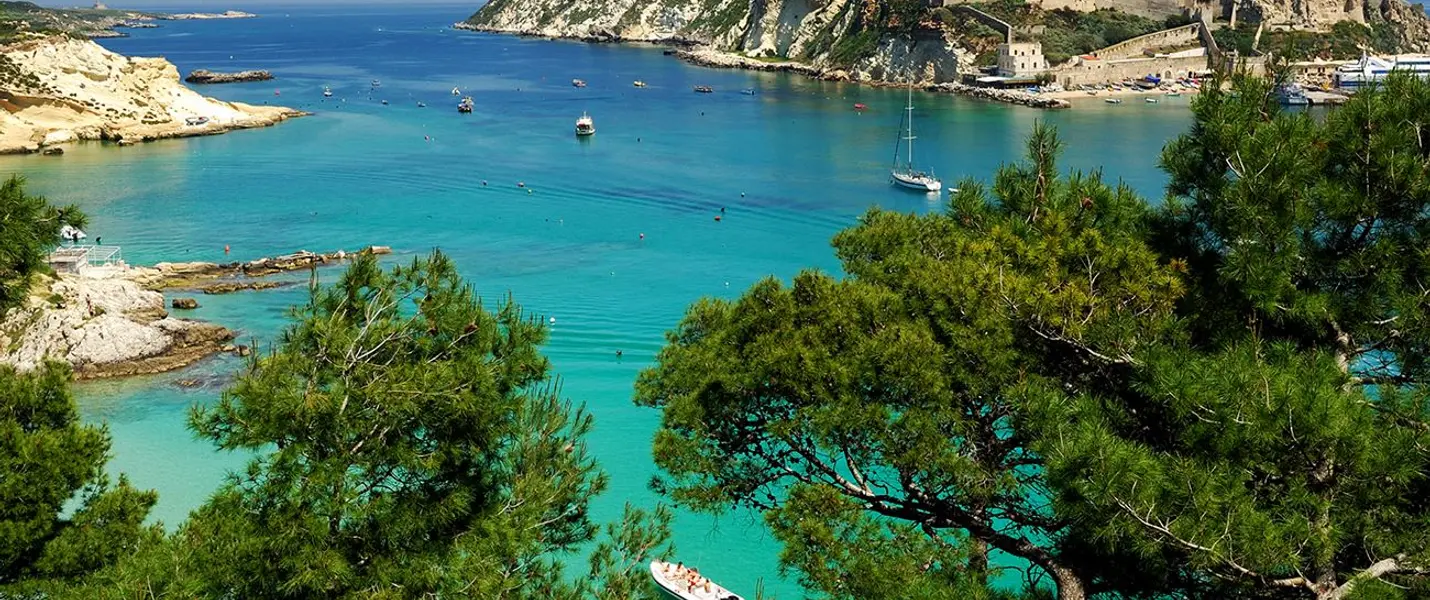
[0,269,234,379]
[461,0,973,84]
[0,36,300,154]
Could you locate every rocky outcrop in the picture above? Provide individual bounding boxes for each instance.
[184,69,274,84]
[0,271,235,379]
[1194,0,1430,42]
[462,0,974,85]
[0,36,302,155]
[931,82,1071,108]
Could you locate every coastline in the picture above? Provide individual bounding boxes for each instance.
[0,247,392,380]
[0,36,305,156]
[455,22,1069,109]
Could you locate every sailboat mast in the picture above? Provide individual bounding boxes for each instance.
[905,86,915,170]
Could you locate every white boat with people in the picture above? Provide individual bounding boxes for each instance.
[575,111,595,136]
[889,86,941,193]
[323,86,332,97]
[650,561,742,600]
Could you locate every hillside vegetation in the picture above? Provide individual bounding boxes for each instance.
[0,1,148,43]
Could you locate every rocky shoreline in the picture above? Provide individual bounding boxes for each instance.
[0,246,392,380]
[184,69,274,84]
[0,36,303,155]
[454,24,1067,109]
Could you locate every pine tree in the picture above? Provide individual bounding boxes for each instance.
[0,176,85,315]
[0,362,157,590]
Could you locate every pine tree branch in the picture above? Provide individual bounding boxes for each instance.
[1328,555,1430,600]
[1112,497,1310,591]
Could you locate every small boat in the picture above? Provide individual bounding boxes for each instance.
[381,99,389,105]
[694,85,713,93]
[1144,97,1158,103]
[633,80,647,88]
[890,86,941,193]
[741,88,755,95]
[323,86,333,97]
[451,87,461,95]
[650,561,743,600]
[184,116,210,126]
[274,89,281,96]
[1164,91,1182,97]
[854,103,867,111]
[1104,98,1123,104]
[457,96,474,113]
[572,79,587,88]
[575,111,595,136]
[371,79,381,88]
[1276,83,1311,106]
[416,101,426,108]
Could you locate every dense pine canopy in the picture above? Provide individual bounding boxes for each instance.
[637,74,1430,600]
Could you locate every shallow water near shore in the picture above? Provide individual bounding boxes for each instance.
[2,2,1193,595]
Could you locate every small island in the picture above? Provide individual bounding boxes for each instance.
[159,11,257,21]
[185,69,274,84]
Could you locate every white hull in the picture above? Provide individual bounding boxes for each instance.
[650,561,743,600]
[892,170,942,192]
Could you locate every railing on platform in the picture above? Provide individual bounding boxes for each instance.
[47,244,124,272]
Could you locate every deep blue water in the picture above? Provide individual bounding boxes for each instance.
[1,3,1194,595]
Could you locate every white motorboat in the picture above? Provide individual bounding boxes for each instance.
[451,86,461,95]
[889,86,941,193]
[323,86,332,97]
[650,561,742,600]
[575,112,595,136]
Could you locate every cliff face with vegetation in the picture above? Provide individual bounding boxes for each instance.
[462,0,973,84]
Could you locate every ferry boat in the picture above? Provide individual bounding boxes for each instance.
[575,112,595,136]
[693,85,714,93]
[1335,53,1430,90]
[457,96,474,113]
[890,86,941,193]
[650,561,743,600]
[572,79,587,88]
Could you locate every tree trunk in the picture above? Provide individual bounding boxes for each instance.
[1048,563,1089,600]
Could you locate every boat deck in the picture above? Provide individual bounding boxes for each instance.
[650,561,743,600]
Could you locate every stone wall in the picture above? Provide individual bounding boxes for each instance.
[1056,54,1208,86]
[1090,23,1201,59]
[949,5,1012,43]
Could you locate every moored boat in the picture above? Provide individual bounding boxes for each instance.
[371,79,381,88]
[740,88,755,95]
[457,96,474,113]
[575,112,595,136]
[451,86,461,95]
[1104,97,1123,104]
[1144,97,1158,103]
[572,79,587,88]
[323,86,333,97]
[854,102,867,111]
[650,561,743,600]
[634,80,647,88]
[694,85,713,93]
[890,86,941,193]
[1276,82,1311,106]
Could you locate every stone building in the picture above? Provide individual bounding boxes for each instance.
[998,42,1049,76]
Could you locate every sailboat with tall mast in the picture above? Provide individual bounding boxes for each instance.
[890,86,942,193]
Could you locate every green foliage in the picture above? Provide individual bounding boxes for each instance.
[828,29,881,66]
[49,250,667,600]
[0,362,157,589]
[969,2,1168,65]
[637,124,1183,598]
[642,73,1430,599]
[1214,20,1403,60]
[0,176,84,316]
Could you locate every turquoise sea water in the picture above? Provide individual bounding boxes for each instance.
[1,3,1194,595]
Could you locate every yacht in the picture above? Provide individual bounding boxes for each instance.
[1336,52,1430,90]
[633,80,647,88]
[889,86,941,193]
[457,96,474,113]
[575,112,595,136]
[572,79,587,88]
[694,85,714,93]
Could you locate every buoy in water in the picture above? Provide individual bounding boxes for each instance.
[224,245,230,255]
